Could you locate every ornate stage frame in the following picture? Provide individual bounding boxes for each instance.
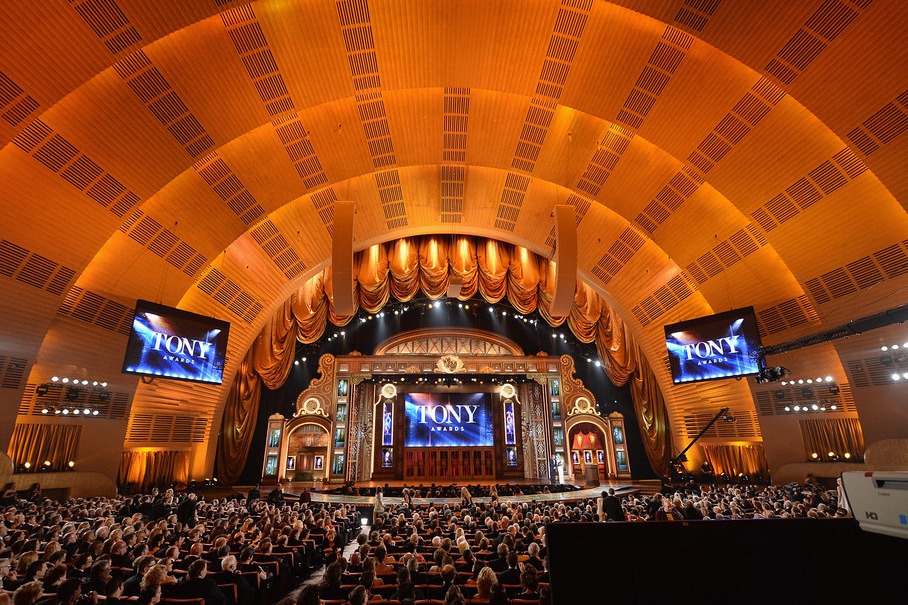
[260,328,631,485]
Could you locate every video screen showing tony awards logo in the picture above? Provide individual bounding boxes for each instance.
[404,392,494,447]
[122,300,231,384]
[664,306,763,384]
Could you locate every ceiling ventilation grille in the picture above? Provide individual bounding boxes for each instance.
[11,120,140,218]
[0,239,76,297]
[375,170,407,229]
[847,90,908,156]
[112,50,213,158]
[70,0,142,55]
[195,268,264,324]
[0,356,28,390]
[679,222,768,286]
[0,70,39,127]
[764,0,863,85]
[536,1,591,100]
[750,146,868,232]
[193,152,266,226]
[117,211,207,277]
[615,26,691,131]
[493,173,530,232]
[848,353,908,388]
[644,75,788,228]
[336,1,398,170]
[126,413,209,444]
[590,227,646,286]
[249,219,307,279]
[57,286,135,336]
[221,6,298,119]
[577,125,634,198]
[673,0,720,32]
[803,240,908,306]
[682,410,759,440]
[443,87,470,163]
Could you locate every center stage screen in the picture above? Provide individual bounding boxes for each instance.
[403,392,494,448]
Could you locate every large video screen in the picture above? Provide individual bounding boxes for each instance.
[664,306,763,384]
[404,392,494,447]
[122,300,231,384]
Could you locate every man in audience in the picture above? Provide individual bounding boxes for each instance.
[171,560,225,605]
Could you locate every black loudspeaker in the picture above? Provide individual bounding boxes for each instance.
[550,205,577,317]
[333,201,355,315]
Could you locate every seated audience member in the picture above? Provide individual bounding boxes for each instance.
[345,585,368,605]
[103,577,126,605]
[41,565,67,594]
[124,556,156,597]
[428,564,457,601]
[81,560,112,595]
[443,585,466,605]
[213,555,256,605]
[135,586,161,605]
[496,552,521,586]
[317,561,348,602]
[516,566,539,600]
[474,566,498,601]
[13,581,45,605]
[171,560,225,605]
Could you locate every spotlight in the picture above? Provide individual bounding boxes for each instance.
[67,461,75,468]
[43,460,51,467]
[24,462,31,469]
[41,407,49,414]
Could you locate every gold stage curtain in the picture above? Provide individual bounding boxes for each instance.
[799,418,865,460]
[118,450,189,492]
[702,444,769,479]
[7,423,81,472]
[216,235,671,482]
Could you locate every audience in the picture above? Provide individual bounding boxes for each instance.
[0,478,848,605]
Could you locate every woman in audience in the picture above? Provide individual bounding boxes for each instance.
[473,566,498,602]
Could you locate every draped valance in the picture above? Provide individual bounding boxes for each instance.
[216,235,671,483]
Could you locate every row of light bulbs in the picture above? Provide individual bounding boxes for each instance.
[779,376,834,386]
[783,403,838,412]
[51,376,108,387]
[42,406,100,415]
[20,461,76,470]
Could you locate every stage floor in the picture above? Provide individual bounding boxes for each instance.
[275,478,652,507]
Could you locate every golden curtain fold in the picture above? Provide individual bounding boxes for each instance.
[216,235,671,482]
[7,423,81,472]
[799,418,865,460]
[118,450,189,492]
[702,444,768,479]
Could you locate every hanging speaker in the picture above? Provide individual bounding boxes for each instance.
[550,205,577,317]
[333,201,355,315]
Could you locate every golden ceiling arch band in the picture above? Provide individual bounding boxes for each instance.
[215,234,672,483]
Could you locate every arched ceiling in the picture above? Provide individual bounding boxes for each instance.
[2,0,907,468]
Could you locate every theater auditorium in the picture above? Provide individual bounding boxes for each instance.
[1,1,907,602]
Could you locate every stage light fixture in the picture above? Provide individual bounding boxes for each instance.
[36,383,50,396]
[65,386,80,401]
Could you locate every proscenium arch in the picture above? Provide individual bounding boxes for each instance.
[4,1,905,482]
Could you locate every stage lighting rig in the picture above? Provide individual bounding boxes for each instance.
[754,366,789,384]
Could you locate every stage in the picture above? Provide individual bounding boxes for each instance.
[261,478,658,507]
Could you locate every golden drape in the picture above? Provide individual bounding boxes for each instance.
[799,418,865,460]
[118,450,190,491]
[7,423,81,472]
[702,444,769,479]
[216,235,671,483]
